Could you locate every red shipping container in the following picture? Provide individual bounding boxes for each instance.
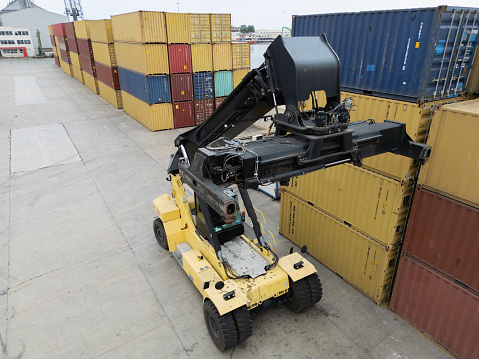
[170,73,193,102]
[168,44,192,74]
[56,36,69,51]
[194,99,214,125]
[215,97,227,108]
[50,35,56,47]
[390,255,479,359]
[77,38,93,59]
[80,55,96,76]
[67,37,78,54]
[95,62,120,89]
[173,101,195,128]
[52,23,66,37]
[402,188,479,293]
[54,55,60,67]
[59,48,70,64]
[64,22,76,38]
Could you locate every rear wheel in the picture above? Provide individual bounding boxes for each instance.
[153,218,168,250]
[203,300,237,350]
[285,277,312,313]
[306,273,323,305]
[232,306,253,343]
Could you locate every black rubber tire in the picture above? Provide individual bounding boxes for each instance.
[285,277,312,313]
[203,300,238,351]
[231,306,253,343]
[306,273,323,305]
[153,218,168,250]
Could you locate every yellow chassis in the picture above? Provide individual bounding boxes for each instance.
[153,174,317,316]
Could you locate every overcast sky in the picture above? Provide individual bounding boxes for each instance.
[2,0,479,29]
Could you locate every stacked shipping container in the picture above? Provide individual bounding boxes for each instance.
[48,25,61,67]
[389,99,479,359]
[89,20,122,108]
[65,22,84,84]
[282,6,479,307]
[52,23,73,77]
[74,20,100,94]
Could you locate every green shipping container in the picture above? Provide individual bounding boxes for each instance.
[214,71,233,97]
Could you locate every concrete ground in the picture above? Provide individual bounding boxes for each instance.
[0,58,450,359]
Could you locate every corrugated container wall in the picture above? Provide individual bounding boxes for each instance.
[91,42,116,67]
[88,19,114,44]
[232,42,250,69]
[170,73,193,102]
[118,67,170,104]
[189,14,211,44]
[59,48,70,64]
[121,91,173,131]
[80,55,95,76]
[215,97,226,108]
[73,20,90,39]
[233,69,249,89]
[54,55,60,67]
[111,11,167,44]
[210,14,231,43]
[342,92,464,181]
[280,191,398,304]
[72,65,84,84]
[166,13,191,44]
[285,164,412,247]
[56,36,68,51]
[77,38,93,59]
[95,62,120,89]
[168,44,192,74]
[98,81,122,109]
[214,71,233,97]
[468,54,479,94]
[193,72,213,99]
[172,101,195,128]
[82,71,99,94]
[52,23,66,37]
[48,24,54,36]
[194,99,214,125]
[402,188,479,293]
[191,44,213,72]
[60,61,73,76]
[67,37,78,54]
[292,7,479,102]
[390,256,479,359]
[114,43,169,75]
[64,22,75,38]
[213,43,232,71]
[418,99,479,208]
[70,52,81,68]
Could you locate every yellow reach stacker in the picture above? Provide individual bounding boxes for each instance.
[152,36,431,350]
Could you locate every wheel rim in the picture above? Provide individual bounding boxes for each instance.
[156,228,164,242]
[209,315,219,337]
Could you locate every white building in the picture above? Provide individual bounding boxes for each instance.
[0,25,35,57]
[0,0,67,52]
[256,28,291,39]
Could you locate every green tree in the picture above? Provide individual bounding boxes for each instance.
[240,25,255,33]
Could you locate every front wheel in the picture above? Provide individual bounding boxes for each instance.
[285,273,322,313]
[153,218,168,250]
[203,300,237,350]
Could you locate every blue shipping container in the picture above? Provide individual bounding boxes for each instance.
[214,71,233,97]
[118,67,171,104]
[193,72,214,100]
[292,6,479,102]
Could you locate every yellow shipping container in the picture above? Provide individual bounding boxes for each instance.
[232,42,250,69]
[121,91,173,131]
[467,55,479,94]
[70,52,81,68]
[83,71,99,94]
[213,43,232,71]
[71,65,84,84]
[341,92,464,182]
[165,13,190,44]
[53,46,60,58]
[418,99,479,209]
[191,44,213,73]
[280,191,398,305]
[189,13,211,44]
[60,61,73,76]
[98,81,122,109]
[111,11,166,44]
[54,37,59,47]
[88,19,114,44]
[48,25,53,36]
[91,42,116,67]
[74,20,90,40]
[286,164,412,247]
[233,69,249,89]
[114,43,168,75]
[210,14,231,43]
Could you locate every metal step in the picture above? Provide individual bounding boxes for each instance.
[172,242,193,268]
